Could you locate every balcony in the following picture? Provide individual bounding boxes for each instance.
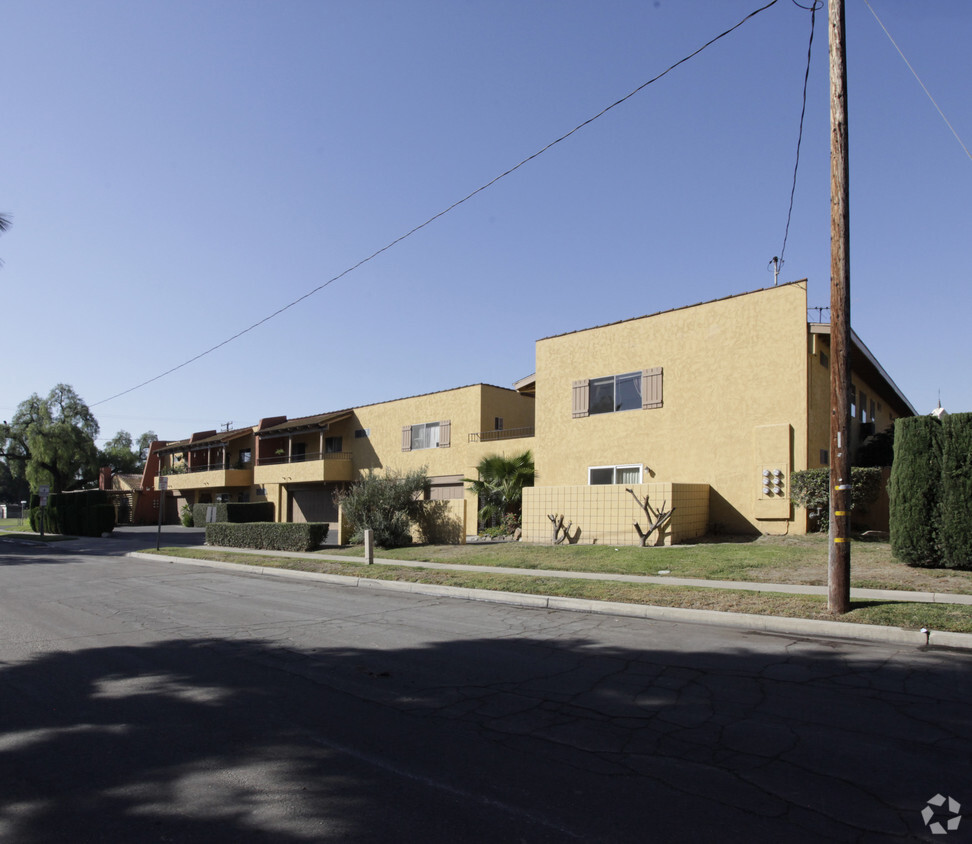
[467,426,535,443]
[254,451,354,485]
[156,462,253,492]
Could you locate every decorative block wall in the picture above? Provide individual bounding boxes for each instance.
[521,483,709,546]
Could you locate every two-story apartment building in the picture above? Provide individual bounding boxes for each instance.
[154,281,914,542]
[519,280,913,541]
[155,384,536,538]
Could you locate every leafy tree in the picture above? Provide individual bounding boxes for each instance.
[0,458,30,503]
[99,429,156,475]
[100,430,140,475]
[138,430,158,466]
[466,450,535,530]
[338,468,430,547]
[0,384,100,493]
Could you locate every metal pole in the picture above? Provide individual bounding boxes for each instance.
[828,0,851,614]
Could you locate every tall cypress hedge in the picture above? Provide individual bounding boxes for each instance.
[890,413,972,569]
[28,489,115,537]
[940,413,972,568]
[889,416,942,566]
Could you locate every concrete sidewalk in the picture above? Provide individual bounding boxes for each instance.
[130,545,972,651]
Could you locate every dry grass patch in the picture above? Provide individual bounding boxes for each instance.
[151,547,972,634]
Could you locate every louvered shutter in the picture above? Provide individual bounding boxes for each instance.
[572,380,589,418]
[401,425,412,452]
[438,420,451,448]
[642,367,663,409]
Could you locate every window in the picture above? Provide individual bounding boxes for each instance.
[589,371,642,414]
[589,465,643,485]
[292,442,306,462]
[325,436,342,454]
[494,417,504,431]
[402,420,451,451]
[238,448,252,464]
[573,368,662,418]
[354,428,370,439]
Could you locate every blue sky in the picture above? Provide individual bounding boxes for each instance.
[2,0,969,445]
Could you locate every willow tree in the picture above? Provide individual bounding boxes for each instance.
[0,384,100,493]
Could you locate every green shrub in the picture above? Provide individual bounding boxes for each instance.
[789,467,882,530]
[939,413,972,568]
[180,504,194,527]
[338,468,430,547]
[889,416,944,567]
[205,521,328,552]
[192,501,274,526]
[28,489,113,536]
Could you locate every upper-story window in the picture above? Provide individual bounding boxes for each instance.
[572,368,663,418]
[402,420,451,451]
[325,436,343,454]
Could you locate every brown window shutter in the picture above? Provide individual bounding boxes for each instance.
[438,420,451,448]
[572,379,589,418]
[401,425,412,452]
[642,367,663,409]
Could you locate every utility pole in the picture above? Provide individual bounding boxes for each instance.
[828,0,851,614]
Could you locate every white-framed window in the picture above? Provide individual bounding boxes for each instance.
[588,464,643,485]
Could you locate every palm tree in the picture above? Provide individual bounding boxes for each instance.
[466,450,535,531]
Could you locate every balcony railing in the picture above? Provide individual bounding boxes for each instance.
[161,461,252,475]
[468,426,535,443]
[257,451,352,466]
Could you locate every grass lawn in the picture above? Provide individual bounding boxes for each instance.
[321,533,972,596]
[151,541,972,634]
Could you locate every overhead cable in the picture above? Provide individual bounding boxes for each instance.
[92,0,781,408]
[862,0,972,162]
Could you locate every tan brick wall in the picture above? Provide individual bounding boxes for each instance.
[521,483,708,546]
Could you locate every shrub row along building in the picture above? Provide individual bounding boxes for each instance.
[144,282,914,544]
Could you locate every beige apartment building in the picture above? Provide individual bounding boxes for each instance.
[153,281,913,543]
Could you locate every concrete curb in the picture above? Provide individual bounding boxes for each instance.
[128,551,972,651]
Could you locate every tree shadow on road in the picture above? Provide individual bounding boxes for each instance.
[0,629,968,842]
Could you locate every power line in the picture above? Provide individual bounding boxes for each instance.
[778,0,822,270]
[92,0,781,409]
[862,0,972,162]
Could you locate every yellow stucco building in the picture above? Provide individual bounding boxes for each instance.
[154,281,913,543]
[520,281,913,541]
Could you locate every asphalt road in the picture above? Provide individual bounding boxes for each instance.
[1,529,970,842]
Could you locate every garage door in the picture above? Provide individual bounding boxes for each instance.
[290,485,338,523]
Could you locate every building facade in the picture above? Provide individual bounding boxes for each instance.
[153,281,913,542]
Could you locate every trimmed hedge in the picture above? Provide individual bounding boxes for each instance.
[940,413,972,568]
[890,413,972,569]
[889,415,944,566]
[192,501,275,527]
[205,521,328,552]
[28,489,115,537]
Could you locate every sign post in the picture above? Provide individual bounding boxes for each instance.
[157,476,168,550]
[38,485,50,538]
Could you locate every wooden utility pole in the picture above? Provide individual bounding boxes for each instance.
[828,0,851,614]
